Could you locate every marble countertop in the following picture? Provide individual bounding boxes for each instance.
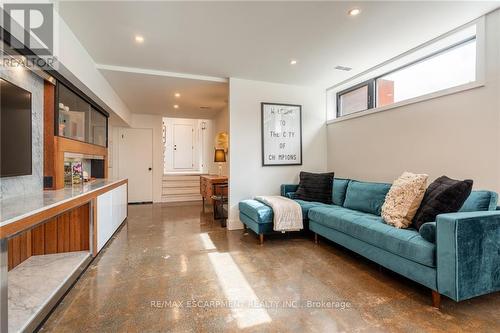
[9,251,91,333]
[0,179,126,229]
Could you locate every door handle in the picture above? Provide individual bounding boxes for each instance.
[148,167,152,171]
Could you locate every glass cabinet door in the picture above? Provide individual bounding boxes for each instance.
[90,107,107,147]
[57,83,107,147]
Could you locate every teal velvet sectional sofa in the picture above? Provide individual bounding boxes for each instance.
[238,178,500,306]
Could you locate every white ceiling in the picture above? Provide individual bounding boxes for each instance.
[100,69,228,119]
[57,1,500,116]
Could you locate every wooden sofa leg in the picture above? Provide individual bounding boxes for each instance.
[259,234,264,245]
[314,233,318,244]
[431,290,441,308]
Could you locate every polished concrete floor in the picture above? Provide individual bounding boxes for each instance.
[41,203,500,332]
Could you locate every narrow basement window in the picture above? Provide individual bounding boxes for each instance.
[329,21,480,120]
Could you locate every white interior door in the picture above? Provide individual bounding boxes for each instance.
[173,124,194,169]
[118,128,153,203]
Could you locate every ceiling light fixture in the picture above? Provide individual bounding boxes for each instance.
[290,59,298,65]
[348,8,361,16]
[174,92,181,98]
[173,104,179,109]
[135,35,144,43]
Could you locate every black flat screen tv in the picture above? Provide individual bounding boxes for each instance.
[1,78,32,177]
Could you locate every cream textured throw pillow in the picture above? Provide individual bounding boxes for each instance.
[382,172,428,228]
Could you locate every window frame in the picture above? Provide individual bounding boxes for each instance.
[335,35,477,119]
[336,79,375,118]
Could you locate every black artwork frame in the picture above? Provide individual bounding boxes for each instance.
[261,102,302,167]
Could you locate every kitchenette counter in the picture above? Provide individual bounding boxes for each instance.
[1,178,128,333]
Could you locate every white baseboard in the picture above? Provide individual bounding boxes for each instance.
[161,195,202,203]
[227,218,244,230]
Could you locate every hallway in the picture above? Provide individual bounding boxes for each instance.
[41,203,500,332]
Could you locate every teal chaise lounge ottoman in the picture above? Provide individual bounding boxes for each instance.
[239,185,329,244]
[238,199,274,244]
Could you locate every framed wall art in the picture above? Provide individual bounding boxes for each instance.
[261,102,302,166]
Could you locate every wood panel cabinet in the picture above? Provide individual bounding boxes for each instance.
[7,203,90,271]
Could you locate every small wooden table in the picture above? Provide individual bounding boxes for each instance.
[200,175,228,211]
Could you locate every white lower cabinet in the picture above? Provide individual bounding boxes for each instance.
[97,184,128,252]
[113,183,128,227]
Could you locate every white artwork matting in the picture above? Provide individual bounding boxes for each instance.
[261,103,302,166]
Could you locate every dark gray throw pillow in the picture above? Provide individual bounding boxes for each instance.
[294,171,334,204]
[412,176,473,230]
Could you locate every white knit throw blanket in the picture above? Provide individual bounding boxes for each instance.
[254,196,303,232]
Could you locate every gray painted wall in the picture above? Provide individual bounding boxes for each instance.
[0,67,44,198]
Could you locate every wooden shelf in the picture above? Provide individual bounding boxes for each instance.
[53,137,108,190]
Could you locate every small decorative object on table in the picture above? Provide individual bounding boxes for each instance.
[71,161,83,185]
[64,162,72,185]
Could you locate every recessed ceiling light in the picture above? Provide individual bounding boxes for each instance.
[173,104,179,109]
[348,8,361,16]
[290,59,298,65]
[174,92,181,98]
[135,35,144,43]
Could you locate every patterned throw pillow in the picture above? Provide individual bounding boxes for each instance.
[381,172,429,228]
[294,171,334,204]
